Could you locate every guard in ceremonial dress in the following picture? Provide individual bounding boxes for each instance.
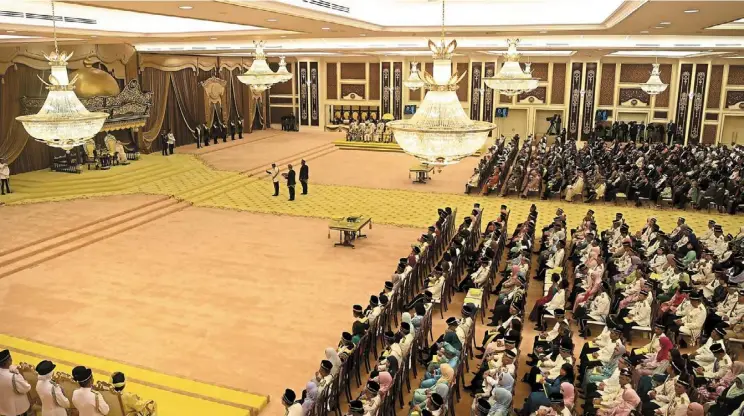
[0,349,32,416]
[71,366,109,416]
[36,360,69,416]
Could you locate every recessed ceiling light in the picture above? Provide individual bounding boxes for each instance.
[660,22,671,25]
[6,30,15,33]
[179,5,193,10]
[91,35,97,38]
[654,26,665,29]
[321,27,331,30]
[210,37,217,40]
[684,9,698,13]
[539,30,547,34]
[360,33,366,36]
[267,18,278,22]
[640,30,649,34]
[280,35,287,38]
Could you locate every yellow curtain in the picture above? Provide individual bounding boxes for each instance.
[140,68,171,151]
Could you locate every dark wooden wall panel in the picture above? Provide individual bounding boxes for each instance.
[393,62,403,119]
[531,63,549,81]
[551,63,566,105]
[654,64,672,108]
[619,64,652,83]
[483,62,495,122]
[470,62,483,120]
[703,124,717,145]
[599,63,616,106]
[369,63,380,100]
[688,64,708,144]
[381,62,391,115]
[728,65,744,85]
[567,63,583,140]
[340,63,365,80]
[674,64,694,138]
[298,62,309,126]
[456,62,469,102]
[707,65,724,109]
[326,62,337,100]
[581,63,598,140]
[340,84,365,99]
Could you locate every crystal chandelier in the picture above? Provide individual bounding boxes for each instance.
[483,39,539,96]
[640,63,668,95]
[237,41,290,95]
[16,0,108,151]
[387,0,496,166]
[275,56,293,83]
[403,62,425,91]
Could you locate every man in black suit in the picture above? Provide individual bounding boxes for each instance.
[666,120,676,144]
[237,118,244,139]
[229,120,236,141]
[299,159,309,195]
[161,131,168,156]
[286,164,296,201]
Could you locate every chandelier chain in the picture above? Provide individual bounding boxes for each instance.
[440,0,445,41]
[51,0,58,53]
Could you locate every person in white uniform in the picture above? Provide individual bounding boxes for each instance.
[35,360,69,416]
[70,366,109,416]
[266,163,280,196]
[0,349,31,416]
[282,388,303,416]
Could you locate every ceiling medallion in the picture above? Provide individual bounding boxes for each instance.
[386,0,496,166]
[16,0,108,151]
[237,41,291,96]
[483,39,539,96]
[640,63,668,96]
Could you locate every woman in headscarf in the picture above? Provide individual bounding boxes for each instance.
[517,363,574,416]
[301,382,318,415]
[708,373,744,415]
[613,255,642,285]
[369,369,394,400]
[560,382,575,411]
[696,361,744,404]
[529,272,561,321]
[582,343,626,391]
[324,347,342,377]
[484,386,512,416]
[573,269,605,313]
[411,363,453,407]
[632,336,673,386]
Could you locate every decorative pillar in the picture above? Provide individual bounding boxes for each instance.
[483,62,495,122]
[309,62,319,126]
[470,62,483,120]
[687,64,708,144]
[581,63,598,140]
[673,64,694,141]
[393,62,403,120]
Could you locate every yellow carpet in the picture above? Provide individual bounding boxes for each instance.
[0,335,267,416]
[2,153,741,234]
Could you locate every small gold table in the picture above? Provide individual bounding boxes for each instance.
[328,215,372,248]
[409,164,434,184]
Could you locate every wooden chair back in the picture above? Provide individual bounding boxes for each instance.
[52,372,79,416]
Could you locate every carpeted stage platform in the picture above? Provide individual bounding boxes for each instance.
[0,129,740,415]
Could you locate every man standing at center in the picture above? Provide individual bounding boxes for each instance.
[266,163,280,196]
[286,164,296,201]
[300,159,309,195]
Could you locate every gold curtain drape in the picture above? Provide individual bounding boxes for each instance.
[140,67,171,151]
[0,64,55,173]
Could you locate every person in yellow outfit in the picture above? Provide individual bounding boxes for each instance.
[110,372,157,416]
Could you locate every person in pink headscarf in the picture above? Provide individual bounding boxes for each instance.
[695,361,744,403]
[370,369,394,400]
[597,369,640,416]
[573,269,604,313]
[560,382,575,411]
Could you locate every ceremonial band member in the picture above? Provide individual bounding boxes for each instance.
[282,389,302,416]
[286,164,296,201]
[300,160,309,195]
[110,372,156,415]
[36,360,70,416]
[0,349,31,416]
[266,163,280,196]
[71,366,109,416]
[0,158,11,195]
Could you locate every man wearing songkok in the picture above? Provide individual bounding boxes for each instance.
[596,369,640,416]
[351,305,369,344]
[652,379,690,416]
[361,380,381,415]
[629,322,668,365]
[313,360,334,391]
[36,360,69,416]
[692,343,731,385]
[691,326,727,366]
[0,349,31,416]
[282,389,302,416]
[71,366,109,416]
[109,372,156,415]
[668,291,707,348]
[618,289,652,342]
[399,322,414,358]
